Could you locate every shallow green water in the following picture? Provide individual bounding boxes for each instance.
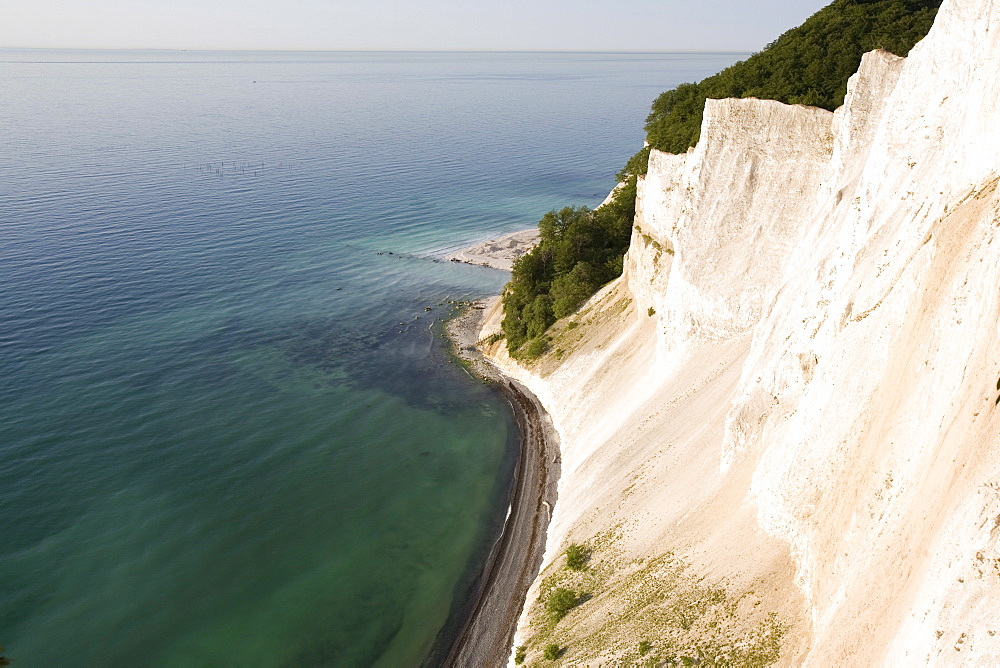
[0,49,743,665]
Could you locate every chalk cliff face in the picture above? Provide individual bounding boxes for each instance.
[483,0,1000,663]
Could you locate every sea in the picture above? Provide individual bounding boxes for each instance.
[0,50,743,666]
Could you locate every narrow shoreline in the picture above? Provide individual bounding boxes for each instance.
[433,302,560,667]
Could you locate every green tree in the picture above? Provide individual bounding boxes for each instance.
[551,262,598,319]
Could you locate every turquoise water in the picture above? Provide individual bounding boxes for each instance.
[0,50,742,666]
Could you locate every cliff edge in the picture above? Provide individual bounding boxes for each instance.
[480,0,1000,664]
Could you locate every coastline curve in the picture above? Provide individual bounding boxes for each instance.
[430,304,560,667]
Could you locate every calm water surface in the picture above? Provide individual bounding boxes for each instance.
[0,50,742,666]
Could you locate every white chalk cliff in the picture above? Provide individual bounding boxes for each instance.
[481,0,1000,663]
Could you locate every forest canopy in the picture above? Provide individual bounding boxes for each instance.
[500,0,941,358]
[644,0,942,155]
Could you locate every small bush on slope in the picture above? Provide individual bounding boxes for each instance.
[565,543,588,570]
[546,587,580,620]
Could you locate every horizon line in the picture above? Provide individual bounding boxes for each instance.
[0,46,753,55]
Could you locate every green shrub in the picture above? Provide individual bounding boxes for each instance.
[639,640,652,656]
[544,643,561,660]
[514,645,527,664]
[521,336,550,360]
[647,306,656,317]
[546,587,579,620]
[565,543,587,570]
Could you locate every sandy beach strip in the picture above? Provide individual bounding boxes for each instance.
[432,303,560,667]
[445,228,540,272]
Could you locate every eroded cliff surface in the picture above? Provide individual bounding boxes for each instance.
[482,0,1000,663]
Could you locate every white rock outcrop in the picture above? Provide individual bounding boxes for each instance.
[484,0,1000,663]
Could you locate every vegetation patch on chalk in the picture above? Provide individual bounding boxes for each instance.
[565,543,588,571]
[520,532,788,666]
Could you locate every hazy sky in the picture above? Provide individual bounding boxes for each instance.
[1,0,831,51]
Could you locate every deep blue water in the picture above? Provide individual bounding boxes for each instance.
[0,50,743,666]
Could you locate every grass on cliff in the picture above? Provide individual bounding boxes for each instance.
[500,0,940,358]
[519,532,788,666]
